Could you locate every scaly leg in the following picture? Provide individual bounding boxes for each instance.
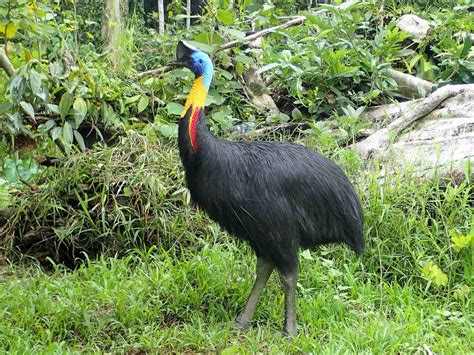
[235,257,274,329]
[280,269,299,336]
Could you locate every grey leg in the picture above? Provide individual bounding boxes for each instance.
[280,269,299,336]
[235,257,274,329]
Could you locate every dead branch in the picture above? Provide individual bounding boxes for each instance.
[0,48,16,77]
[219,15,307,51]
[387,68,434,98]
[137,66,169,79]
[138,15,310,78]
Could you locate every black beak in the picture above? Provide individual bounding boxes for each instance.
[167,60,189,68]
[167,40,197,68]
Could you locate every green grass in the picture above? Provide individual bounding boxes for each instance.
[0,133,472,352]
[0,242,472,353]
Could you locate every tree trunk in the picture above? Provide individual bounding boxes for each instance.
[186,0,191,30]
[158,0,165,34]
[102,0,121,68]
[0,48,16,77]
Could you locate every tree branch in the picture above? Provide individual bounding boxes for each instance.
[387,68,434,98]
[0,48,16,77]
[138,15,310,78]
[219,15,307,51]
[137,66,168,79]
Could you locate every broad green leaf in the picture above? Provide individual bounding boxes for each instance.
[158,123,178,138]
[409,54,423,70]
[300,249,314,261]
[235,53,254,65]
[453,284,470,300]
[63,121,73,144]
[137,95,149,113]
[186,40,216,53]
[235,62,244,76]
[125,95,141,105]
[73,97,88,126]
[174,14,189,20]
[222,27,246,39]
[422,262,448,287]
[73,130,86,151]
[47,104,60,114]
[211,106,232,121]
[51,126,62,141]
[3,160,17,181]
[216,9,235,25]
[219,69,233,80]
[192,32,224,46]
[0,23,19,39]
[292,107,303,120]
[29,69,42,97]
[20,101,35,120]
[451,232,472,252]
[460,35,472,58]
[206,90,225,105]
[256,63,279,75]
[279,113,290,122]
[143,77,154,86]
[43,119,56,131]
[166,102,184,116]
[354,106,366,117]
[59,92,74,119]
[306,14,331,30]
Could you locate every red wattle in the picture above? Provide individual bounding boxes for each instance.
[189,107,200,152]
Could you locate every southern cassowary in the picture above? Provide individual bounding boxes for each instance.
[170,40,364,336]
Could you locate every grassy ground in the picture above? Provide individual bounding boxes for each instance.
[0,136,472,352]
[0,242,472,353]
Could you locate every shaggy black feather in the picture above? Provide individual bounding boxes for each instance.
[179,109,364,275]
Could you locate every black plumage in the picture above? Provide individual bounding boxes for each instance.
[173,41,364,336]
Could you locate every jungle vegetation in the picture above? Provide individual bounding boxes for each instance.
[0,0,472,352]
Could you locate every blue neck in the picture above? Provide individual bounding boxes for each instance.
[202,64,213,91]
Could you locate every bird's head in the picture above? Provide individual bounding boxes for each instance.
[169,40,214,90]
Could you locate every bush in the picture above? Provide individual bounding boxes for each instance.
[1,132,215,266]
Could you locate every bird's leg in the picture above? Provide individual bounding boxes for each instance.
[235,257,274,329]
[280,269,299,337]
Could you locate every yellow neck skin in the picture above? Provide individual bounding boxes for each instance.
[181,76,208,118]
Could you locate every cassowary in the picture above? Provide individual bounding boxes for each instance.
[170,40,364,336]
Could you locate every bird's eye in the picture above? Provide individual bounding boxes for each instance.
[199,59,203,64]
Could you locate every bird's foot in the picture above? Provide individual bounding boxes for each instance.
[234,319,251,330]
[282,326,298,338]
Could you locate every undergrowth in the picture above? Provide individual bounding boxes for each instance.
[0,131,472,352]
[1,131,472,288]
[0,132,215,266]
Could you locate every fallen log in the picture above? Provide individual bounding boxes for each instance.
[354,84,474,175]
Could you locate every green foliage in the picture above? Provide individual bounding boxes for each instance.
[0,154,40,209]
[259,4,411,121]
[0,132,215,263]
[2,131,472,297]
[2,0,473,149]
[0,2,473,350]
